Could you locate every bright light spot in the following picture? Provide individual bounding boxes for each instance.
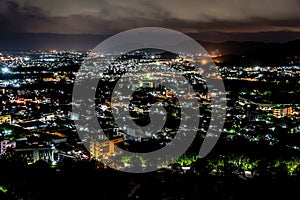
[201,59,207,65]
[100,104,108,111]
[2,67,9,73]
[0,185,8,193]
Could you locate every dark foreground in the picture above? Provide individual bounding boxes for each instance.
[1,162,300,200]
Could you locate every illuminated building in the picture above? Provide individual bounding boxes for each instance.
[273,106,293,118]
[14,147,56,164]
[139,79,154,88]
[0,140,16,155]
[90,137,124,159]
[0,115,11,124]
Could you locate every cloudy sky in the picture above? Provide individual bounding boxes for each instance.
[0,0,300,44]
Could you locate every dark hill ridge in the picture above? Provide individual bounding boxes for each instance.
[0,32,299,53]
[0,32,299,65]
[199,39,300,56]
[0,33,109,51]
[199,39,300,65]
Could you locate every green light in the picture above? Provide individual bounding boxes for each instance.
[0,185,8,193]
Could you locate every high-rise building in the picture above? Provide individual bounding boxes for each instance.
[90,137,124,159]
[273,106,292,118]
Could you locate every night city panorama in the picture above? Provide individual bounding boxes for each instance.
[1,0,300,199]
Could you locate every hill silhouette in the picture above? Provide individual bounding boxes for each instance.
[0,32,299,65]
[200,39,300,65]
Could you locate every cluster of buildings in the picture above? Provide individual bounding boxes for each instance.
[219,65,300,83]
[0,50,87,164]
[0,49,299,171]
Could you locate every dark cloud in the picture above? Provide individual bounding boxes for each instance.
[0,0,300,41]
[0,1,49,33]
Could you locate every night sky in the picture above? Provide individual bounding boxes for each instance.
[1,0,300,49]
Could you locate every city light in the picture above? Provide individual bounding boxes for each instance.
[2,67,9,73]
[0,46,299,199]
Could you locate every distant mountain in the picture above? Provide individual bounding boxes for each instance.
[0,33,110,51]
[187,31,300,43]
[0,32,299,65]
[1,32,300,52]
[199,40,300,55]
[199,40,300,65]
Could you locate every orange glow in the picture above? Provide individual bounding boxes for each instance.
[201,59,208,65]
[244,78,259,82]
